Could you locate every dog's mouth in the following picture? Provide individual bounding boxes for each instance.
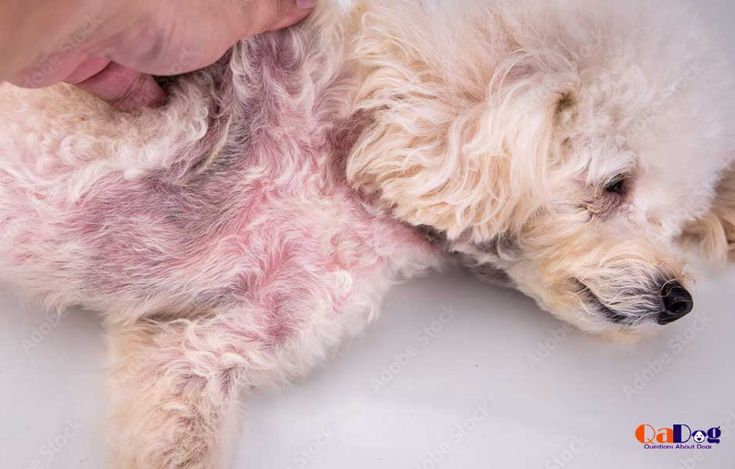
[574,280,655,326]
[582,289,632,325]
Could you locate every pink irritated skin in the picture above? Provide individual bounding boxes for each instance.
[0,27,440,465]
[0,12,437,466]
[0,31,434,347]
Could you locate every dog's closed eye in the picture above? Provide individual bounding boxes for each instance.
[583,174,633,217]
[603,174,629,196]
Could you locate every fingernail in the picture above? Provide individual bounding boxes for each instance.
[297,0,316,9]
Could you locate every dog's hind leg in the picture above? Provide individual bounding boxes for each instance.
[105,312,266,469]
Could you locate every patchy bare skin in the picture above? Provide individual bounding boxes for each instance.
[0,0,733,466]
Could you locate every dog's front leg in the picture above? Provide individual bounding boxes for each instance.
[106,314,259,469]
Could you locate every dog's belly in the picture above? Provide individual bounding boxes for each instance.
[0,29,438,357]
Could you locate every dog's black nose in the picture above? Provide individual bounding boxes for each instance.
[658,281,694,325]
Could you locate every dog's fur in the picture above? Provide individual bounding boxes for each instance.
[0,0,733,466]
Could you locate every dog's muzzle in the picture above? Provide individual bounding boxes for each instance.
[581,278,694,326]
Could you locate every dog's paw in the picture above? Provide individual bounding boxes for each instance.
[685,167,735,265]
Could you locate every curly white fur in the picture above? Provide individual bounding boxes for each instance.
[0,0,733,467]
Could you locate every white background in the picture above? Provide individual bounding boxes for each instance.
[1,1,734,468]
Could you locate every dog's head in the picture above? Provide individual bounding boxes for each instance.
[344,0,735,337]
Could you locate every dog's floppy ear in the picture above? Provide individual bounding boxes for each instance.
[343,4,574,243]
[684,164,735,264]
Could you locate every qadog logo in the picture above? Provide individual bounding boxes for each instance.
[635,424,722,450]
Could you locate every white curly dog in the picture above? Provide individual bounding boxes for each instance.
[0,0,733,466]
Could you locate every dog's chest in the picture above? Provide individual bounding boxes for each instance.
[0,30,437,340]
[75,143,426,313]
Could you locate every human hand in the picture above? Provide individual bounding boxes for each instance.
[1,0,315,111]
